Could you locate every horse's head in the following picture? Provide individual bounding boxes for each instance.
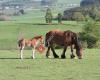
[76,38,83,59]
[74,33,83,59]
[76,46,83,59]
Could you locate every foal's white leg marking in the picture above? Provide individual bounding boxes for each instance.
[20,46,24,59]
[32,41,39,59]
[32,46,36,59]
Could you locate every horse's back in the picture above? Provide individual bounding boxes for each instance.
[45,30,77,46]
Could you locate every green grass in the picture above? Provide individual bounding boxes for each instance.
[0,10,84,49]
[0,7,100,80]
[0,49,100,80]
[0,22,83,49]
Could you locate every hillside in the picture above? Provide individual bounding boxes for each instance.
[80,0,100,6]
[0,0,81,8]
[57,0,81,4]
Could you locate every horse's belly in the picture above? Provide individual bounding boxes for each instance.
[54,41,64,46]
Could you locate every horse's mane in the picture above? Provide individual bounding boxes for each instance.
[64,30,73,33]
[49,29,64,34]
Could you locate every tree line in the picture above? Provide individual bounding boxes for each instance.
[62,0,100,21]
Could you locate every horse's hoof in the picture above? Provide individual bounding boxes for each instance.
[54,55,59,58]
[32,57,35,59]
[46,55,51,58]
[48,56,51,58]
[31,56,35,59]
[70,55,75,59]
[78,57,82,59]
[61,55,66,59]
[20,57,23,59]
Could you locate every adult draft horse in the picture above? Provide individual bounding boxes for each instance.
[45,30,83,59]
[18,35,44,59]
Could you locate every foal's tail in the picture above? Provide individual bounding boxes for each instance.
[18,38,24,48]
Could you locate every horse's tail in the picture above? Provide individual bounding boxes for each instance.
[45,33,49,47]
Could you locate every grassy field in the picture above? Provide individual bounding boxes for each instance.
[0,10,100,80]
[0,49,100,80]
[0,10,84,49]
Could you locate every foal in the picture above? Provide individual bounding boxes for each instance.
[18,35,43,59]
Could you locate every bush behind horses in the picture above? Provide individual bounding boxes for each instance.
[79,18,99,48]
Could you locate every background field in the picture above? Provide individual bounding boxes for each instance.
[0,10,100,80]
[0,10,84,50]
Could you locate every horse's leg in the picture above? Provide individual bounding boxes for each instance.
[46,46,51,58]
[20,46,24,59]
[61,46,67,59]
[70,45,75,59]
[51,46,59,58]
[32,46,35,59]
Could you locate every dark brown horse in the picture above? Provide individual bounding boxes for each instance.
[45,30,83,59]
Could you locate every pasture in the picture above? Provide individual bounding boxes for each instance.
[0,49,100,80]
[0,10,100,80]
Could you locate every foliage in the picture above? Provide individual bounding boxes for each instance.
[73,12,85,21]
[80,0,100,7]
[0,15,11,21]
[63,2,100,21]
[79,18,99,48]
[45,8,53,23]
[19,9,25,15]
[57,13,62,23]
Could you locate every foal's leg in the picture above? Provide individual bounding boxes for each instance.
[20,46,24,59]
[61,46,67,59]
[51,46,59,58]
[70,45,75,59]
[46,46,51,58]
[32,46,36,59]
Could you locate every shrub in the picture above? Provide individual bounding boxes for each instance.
[86,34,98,48]
[45,8,53,23]
[73,12,86,21]
[79,18,99,48]
[19,9,25,14]
[13,12,21,16]
[0,15,11,21]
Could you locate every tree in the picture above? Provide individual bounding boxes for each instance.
[73,12,85,21]
[45,8,53,24]
[41,0,58,6]
[80,0,100,7]
[57,13,62,24]
[80,18,99,48]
